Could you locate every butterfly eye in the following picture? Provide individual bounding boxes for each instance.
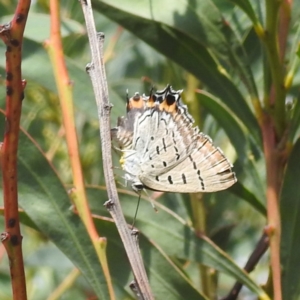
[132,183,144,192]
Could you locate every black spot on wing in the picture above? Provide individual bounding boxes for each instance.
[182,174,187,184]
[139,112,151,124]
[150,109,156,117]
[162,138,167,151]
[174,146,180,160]
[160,117,168,126]
[156,146,160,154]
[172,131,175,139]
[168,175,173,184]
[197,170,205,190]
[189,155,197,170]
[134,136,140,149]
[197,138,209,150]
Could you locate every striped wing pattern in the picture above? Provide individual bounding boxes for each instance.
[111,85,237,193]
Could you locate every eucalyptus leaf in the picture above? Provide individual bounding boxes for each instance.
[0,113,110,299]
[281,138,300,300]
[93,0,261,144]
[87,187,269,299]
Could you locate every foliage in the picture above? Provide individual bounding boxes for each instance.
[0,0,300,299]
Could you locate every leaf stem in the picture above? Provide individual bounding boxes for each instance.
[47,1,114,298]
[185,75,216,298]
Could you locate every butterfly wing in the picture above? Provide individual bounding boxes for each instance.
[138,111,236,192]
[114,86,237,193]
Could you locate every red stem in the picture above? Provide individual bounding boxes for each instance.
[261,112,282,299]
[0,1,31,299]
[47,1,115,298]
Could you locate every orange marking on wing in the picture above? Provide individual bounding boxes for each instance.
[159,99,178,114]
[127,93,145,110]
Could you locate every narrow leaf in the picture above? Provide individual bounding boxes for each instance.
[0,113,110,299]
[93,0,261,144]
[229,0,261,25]
[87,187,269,299]
[281,138,300,300]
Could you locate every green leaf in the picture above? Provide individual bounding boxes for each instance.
[0,113,110,299]
[287,96,300,143]
[23,39,100,119]
[87,187,269,299]
[281,138,300,300]
[93,0,261,144]
[18,209,208,300]
[1,12,85,43]
[0,38,131,125]
[230,181,266,215]
[196,91,265,214]
[228,0,261,26]
[94,0,229,52]
[0,38,97,118]
[94,218,209,300]
[197,90,262,156]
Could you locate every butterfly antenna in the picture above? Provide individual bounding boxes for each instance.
[131,193,141,229]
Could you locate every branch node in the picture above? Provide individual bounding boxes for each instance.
[16,13,25,24]
[97,32,105,40]
[21,79,27,89]
[129,281,143,300]
[1,232,9,242]
[104,199,114,209]
[104,104,113,112]
[85,62,94,74]
[0,23,11,42]
[131,228,139,236]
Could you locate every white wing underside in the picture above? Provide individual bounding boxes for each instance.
[123,107,236,193]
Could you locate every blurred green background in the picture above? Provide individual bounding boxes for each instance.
[1,0,299,299]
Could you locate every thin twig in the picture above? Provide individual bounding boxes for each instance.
[79,1,154,299]
[221,232,269,300]
[0,1,31,299]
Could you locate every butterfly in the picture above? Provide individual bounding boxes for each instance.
[111,85,237,193]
